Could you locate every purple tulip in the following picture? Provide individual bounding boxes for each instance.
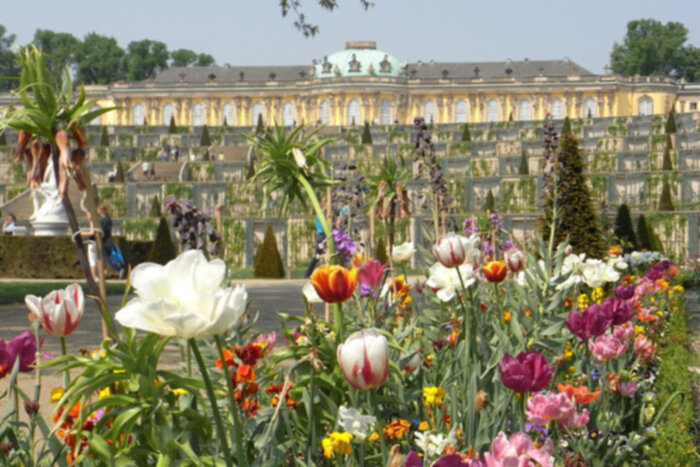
[0,331,39,377]
[614,284,635,300]
[405,451,423,467]
[565,304,613,341]
[357,259,385,298]
[433,454,473,466]
[499,351,553,393]
[601,297,633,325]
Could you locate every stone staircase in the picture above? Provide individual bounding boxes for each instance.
[130,161,184,183]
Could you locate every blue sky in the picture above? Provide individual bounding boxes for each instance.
[4,0,700,75]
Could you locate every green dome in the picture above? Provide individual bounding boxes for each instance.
[314,41,403,78]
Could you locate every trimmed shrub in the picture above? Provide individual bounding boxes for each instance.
[561,116,572,137]
[665,108,676,134]
[115,162,125,183]
[636,214,652,251]
[613,204,637,251]
[150,195,161,217]
[255,113,265,135]
[518,150,529,175]
[168,115,178,134]
[375,236,388,265]
[100,126,110,147]
[200,124,211,146]
[361,121,373,144]
[662,134,673,170]
[659,179,674,211]
[148,217,177,265]
[484,189,495,213]
[460,123,471,142]
[254,224,285,278]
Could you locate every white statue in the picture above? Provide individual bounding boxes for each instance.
[30,157,68,228]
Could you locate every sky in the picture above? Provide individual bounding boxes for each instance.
[3,0,700,75]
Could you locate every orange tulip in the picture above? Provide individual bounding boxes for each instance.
[310,265,358,303]
[557,383,601,405]
[483,260,507,283]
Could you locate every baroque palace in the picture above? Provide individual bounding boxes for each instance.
[83,41,699,128]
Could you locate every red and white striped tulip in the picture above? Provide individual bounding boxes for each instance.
[433,233,466,268]
[504,247,525,273]
[337,328,389,390]
[25,284,84,337]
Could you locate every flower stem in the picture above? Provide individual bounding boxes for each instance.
[295,173,335,256]
[189,338,233,467]
[60,336,70,389]
[368,390,388,465]
[214,335,247,466]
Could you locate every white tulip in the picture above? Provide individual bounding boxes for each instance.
[391,241,416,262]
[582,259,620,288]
[426,261,475,302]
[302,281,323,304]
[115,250,247,339]
[337,328,389,390]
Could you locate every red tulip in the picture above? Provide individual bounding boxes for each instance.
[0,332,39,377]
[483,260,508,283]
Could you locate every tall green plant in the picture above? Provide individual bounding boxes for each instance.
[361,121,372,144]
[200,124,211,146]
[662,134,673,170]
[665,107,676,134]
[168,115,177,134]
[659,179,674,211]
[614,204,638,251]
[636,214,652,251]
[461,122,471,142]
[148,216,177,265]
[100,126,110,146]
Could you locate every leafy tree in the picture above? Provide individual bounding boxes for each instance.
[170,49,216,67]
[100,126,110,146]
[610,19,698,79]
[32,30,80,75]
[254,224,285,278]
[614,204,637,251]
[460,122,471,142]
[168,115,178,134]
[148,216,177,265]
[125,39,169,82]
[665,107,677,134]
[662,134,673,170]
[200,124,211,146]
[196,53,215,67]
[0,25,19,91]
[279,0,373,37]
[659,179,674,211]
[75,33,125,84]
[361,121,372,144]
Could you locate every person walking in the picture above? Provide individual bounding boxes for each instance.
[97,205,126,279]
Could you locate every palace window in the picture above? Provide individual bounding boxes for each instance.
[282,102,295,126]
[132,103,145,125]
[582,98,597,118]
[424,99,437,124]
[222,102,234,126]
[162,103,174,126]
[319,100,330,124]
[518,99,531,121]
[192,103,205,126]
[638,97,653,116]
[380,99,393,124]
[252,102,265,125]
[454,99,468,123]
[550,98,564,120]
[347,98,361,126]
[486,99,500,122]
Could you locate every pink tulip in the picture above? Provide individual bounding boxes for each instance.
[613,322,634,341]
[358,259,385,298]
[499,351,553,393]
[25,284,84,337]
[337,328,389,390]
[633,335,656,361]
[433,233,466,268]
[618,381,638,397]
[526,392,589,429]
[565,304,613,341]
[504,247,525,273]
[588,334,628,363]
[483,431,553,467]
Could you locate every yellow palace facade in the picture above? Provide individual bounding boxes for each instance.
[85,41,697,127]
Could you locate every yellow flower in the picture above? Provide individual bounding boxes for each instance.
[98,387,111,400]
[564,351,574,360]
[368,432,379,442]
[418,421,429,431]
[577,294,589,311]
[322,432,353,458]
[591,287,604,304]
[423,386,446,406]
[50,387,64,403]
[502,310,512,324]
[568,366,576,373]
[634,325,645,337]
[172,388,189,396]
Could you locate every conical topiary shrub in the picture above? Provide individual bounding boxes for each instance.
[561,117,572,137]
[484,189,495,213]
[255,113,265,136]
[614,204,637,251]
[148,216,178,265]
[100,126,110,147]
[461,123,471,142]
[254,224,285,278]
[375,236,388,265]
[636,214,652,251]
[662,134,673,170]
[518,150,529,175]
[659,179,674,211]
[150,195,161,217]
[649,223,664,254]
[115,161,125,183]
[361,121,373,144]
[665,108,677,134]
[168,115,178,134]
[200,124,211,146]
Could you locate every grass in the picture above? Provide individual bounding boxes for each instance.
[0,281,127,304]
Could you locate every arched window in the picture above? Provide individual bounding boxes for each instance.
[423,99,437,124]
[347,98,360,126]
[582,98,597,118]
[550,98,564,120]
[518,99,532,121]
[132,103,145,125]
[252,102,265,125]
[162,103,174,126]
[192,103,205,126]
[454,99,468,123]
[638,97,653,116]
[222,102,234,126]
[379,99,393,124]
[319,99,330,124]
[486,99,500,122]
[88,105,101,125]
[282,102,295,126]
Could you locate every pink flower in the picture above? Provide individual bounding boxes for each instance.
[526,392,589,429]
[618,381,638,397]
[254,332,276,353]
[613,322,634,341]
[600,297,633,325]
[25,284,84,337]
[565,304,613,341]
[433,233,466,268]
[483,431,553,467]
[498,351,553,393]
[588,334,628,363]
[357,259,385,298]
[633,335,656,361]
[563,408,590,428]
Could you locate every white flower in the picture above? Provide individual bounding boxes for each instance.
[391,241,416,262]
[302,281,323,304]
[114,250,247,339]
[291,147,307,169]
[606,256,628,271]
[337,406,376,440]
[581,259,620,288]
[25,283,84,337]
[426,262,475,302]
[414,431,451,459]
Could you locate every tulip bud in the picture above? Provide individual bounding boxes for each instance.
[433,233,466,268]
[504,247,525,273]
[337,328,389,390]
[483,260,508,283]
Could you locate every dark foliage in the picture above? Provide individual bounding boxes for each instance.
[374,236,388,265]
[148,216,177,265]
[361,121,373,144]
[168,115,178,134]
[460,122,471,142]
[163,196,221,258]
[614,204,638,251]
[100,126,110,147]
[254,224,285,278]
